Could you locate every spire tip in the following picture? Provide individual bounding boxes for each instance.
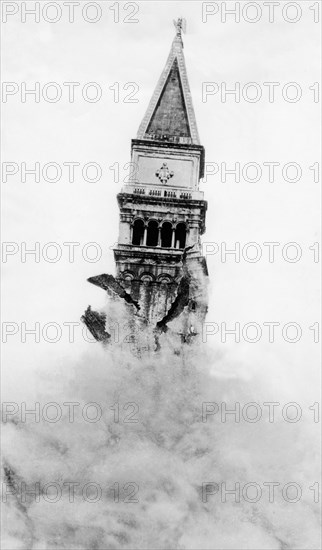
[173,17,186,42]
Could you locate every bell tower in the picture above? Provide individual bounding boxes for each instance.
[113,19,208,326]
[83,20,208,345]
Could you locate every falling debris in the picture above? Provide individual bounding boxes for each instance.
[81,306,110,344]
[83,245,208,352]
[87,274,140,310]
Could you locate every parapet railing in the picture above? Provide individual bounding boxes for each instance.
[121,185,204,201]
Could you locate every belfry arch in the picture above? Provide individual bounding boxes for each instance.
[175,222,186,249]
[146,220,159,247]
[161,222,173,248]
[132,219,145,246]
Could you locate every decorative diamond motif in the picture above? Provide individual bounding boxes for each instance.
[155,163,174,184]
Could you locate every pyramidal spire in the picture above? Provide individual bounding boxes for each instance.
[137,19,200,145]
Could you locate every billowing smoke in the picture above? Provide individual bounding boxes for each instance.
[2,303,320,549]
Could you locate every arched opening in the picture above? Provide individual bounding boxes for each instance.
[158,275,172,289]
[132,219,144,246]
[161,222,172,248]
[141,273,153,283]
[122,271,134,282]
[122,271,134,289]
[157,275,172,284]
[146,220,159,247]
[175,223,186,249]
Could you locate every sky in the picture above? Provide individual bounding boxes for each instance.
[2,0,321,413]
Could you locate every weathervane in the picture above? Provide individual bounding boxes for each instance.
[173,17,186,39]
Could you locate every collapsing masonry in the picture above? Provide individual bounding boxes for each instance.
[82,244,208,351]
[82,20,209,350]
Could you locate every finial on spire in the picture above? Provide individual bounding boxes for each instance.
[173,17,186,39]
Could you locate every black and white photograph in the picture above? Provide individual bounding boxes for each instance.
[1,1,321,548]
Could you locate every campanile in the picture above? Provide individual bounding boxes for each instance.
[113,20,208,328]
[84,20,208,344]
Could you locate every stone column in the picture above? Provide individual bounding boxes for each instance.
[143,226,147,246]
[171,228,175,248]
[157,226,161,247]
